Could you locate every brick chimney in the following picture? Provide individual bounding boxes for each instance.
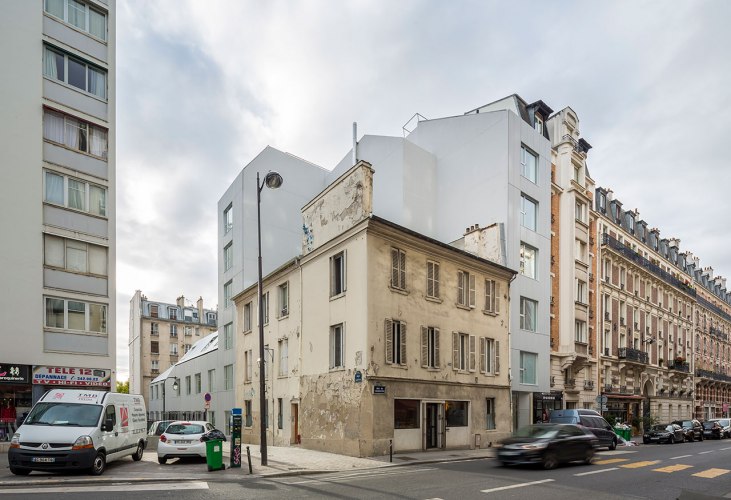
[176,295,185,307]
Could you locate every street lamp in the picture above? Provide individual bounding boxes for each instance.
[257,170,283,466]
[161,376,179,420]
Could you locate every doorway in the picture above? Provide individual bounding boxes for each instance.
[425,403,442,449]
[291,403,299,444]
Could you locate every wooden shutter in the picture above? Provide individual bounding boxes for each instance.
[469,335,476,372]
[479,337,486,373]
[400,322,407,366]
[434,263,440,298]
[495,340,501,374]
[391,249,399,288]
[469,274,476,308]
[427,263,434,297]
[421,327,428,368]
[457,272,465,305]
[452,332,459,371]
[399,250,406,289]
[434,328,440,368]
[495,282,501,313]
[385,319,393,364]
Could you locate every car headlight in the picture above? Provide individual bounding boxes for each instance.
[521,442,549,450]
[10,433,20,448]
[72,435,94,450]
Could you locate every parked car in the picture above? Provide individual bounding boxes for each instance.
[708,419,731,439]
[672,419,704,442]
[497,423,599,470]
[157,420,215,464]
[148,420,175,436]
[643,423,685,444]
[702,420,723,440]
[549,409,618,450]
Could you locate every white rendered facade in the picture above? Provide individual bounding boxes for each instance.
[0,1,116,413]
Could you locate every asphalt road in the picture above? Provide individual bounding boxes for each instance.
[3,438,731,499]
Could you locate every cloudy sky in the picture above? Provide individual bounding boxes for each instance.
[114,0,731,380]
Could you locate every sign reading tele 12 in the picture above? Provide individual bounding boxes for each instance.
[32,366,111,387]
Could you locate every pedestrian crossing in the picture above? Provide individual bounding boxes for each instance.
[586,457,730,478]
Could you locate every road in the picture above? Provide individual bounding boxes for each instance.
[3,439,731,499]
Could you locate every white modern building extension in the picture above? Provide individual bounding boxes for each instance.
[0,0,116,416]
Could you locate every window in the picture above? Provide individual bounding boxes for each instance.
[170,324,177,337]
[185,376,191,395]
[44,171,107,216]
[330,324,344,369]
[520,194,537,231]
[520,243,537,279]
[44,297,106,333]
[150,341,159,355]
[195,373,201,393]
[244,400,252,427]
[520,297,537,332]
[184,343,192,353]
[151,360,159,373]
[44,0,107,40]
[394,399,420,429]
[519,351,537,384]
[224,364,233,390]
[223,204,233,234]
[457,270,476,308]
[330,251,346,296]
[426,261,440,299]
[278,282,289,317]
[150,323,158,335]
[43,109,108,159]
[223,322,233,350]
[521,145,537,183]
[184,326,192,336]
[244,350,253,382]
[573,165,581,184]
[43,45,106,99]
[169,343,178,356]
[534,114,544,134]
[168,307,177,320]
[279,339,288,376]
[576,279,587,304]
[223,281,233,308]
[261,291,269,325]
[479,337,500,374]
[421,326,440,368]
[149,304,158,318]
[452,332,476,372]
[385,320,406,365]
[278,398,283,430]
[44,234,107,276]
[243,302,252,332]
[445,401,468,426]
[391,247,406,290]
[486,398,496,430]
[575,201,587,223]
[575,239,588,263]
[224,243,233,272]
[484,279,500,313]
[575,320,587,343]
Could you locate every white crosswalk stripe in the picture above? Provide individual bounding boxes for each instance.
[0,481,209,494]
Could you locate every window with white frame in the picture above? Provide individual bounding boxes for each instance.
[575,239,588,263]
[330,251,346,296]
[426,261,440,299]
[224,364,233,390]
[45,297,106,333]
[278,282,289,317]
[44,171,107,217]
[520,194,537,231]
[168,307,177,320]
[43,109,108,159]
[278,339,288,376]
[457,270,476,308]
[185,376,191,395]
[43,45,106,99]
[391,248,406,290]
[223,280,233,308]
[224,243,233,271]
[243,302,252,332]
[44,234,107,276]
[224,322,233,350]
[150,323,158,335]
[261,291,269,325]
[520,243,537,279]
[244,350,252,382]
[520,297,537,332]
[452,332,476,372]
[534,114,544,134]
[170,343,178,356]
[420,326,440,368]
[575,201,587,223]
[44,0,107,40]
[385,319,406,366]
[486,398,496,430]
[576,279,587,304]
[521,145,537,183]
[223,204,232,234]
[151,360,159,372]
[575,320,587,343]
[184,343,192,353]
[484,279,500,313]
[479,337,500,375]
[519,351,537,384]
[573,165,581,184]
[330,324,344,369]
[170,324,177,337]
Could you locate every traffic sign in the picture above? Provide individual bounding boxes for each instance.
[596,395,608,405]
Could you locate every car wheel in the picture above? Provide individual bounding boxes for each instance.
[542,452,559,470]
[132,442,144,461]
[90,452,106,476]
[699,433,704,441]
[609,438,617,451]
[158,457,167,465]
[668,435,675,444]
[9,467,31,476]
[583,448,595,465]
[643,438,650,444]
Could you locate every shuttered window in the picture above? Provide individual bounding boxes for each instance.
[452,332,475,372]
[426,261,440,299]
[385,319,406,366]
[484,279,500,313]
[457,271,476,308]
[391,248,406,290]
[479,337,500,374]
[421,326,440,368]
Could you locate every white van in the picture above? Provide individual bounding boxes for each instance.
[8,389,147,475]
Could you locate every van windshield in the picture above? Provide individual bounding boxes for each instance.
[25,402,103,427]
[550,417,574,424]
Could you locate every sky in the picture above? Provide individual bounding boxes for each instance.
[114,0,731,380]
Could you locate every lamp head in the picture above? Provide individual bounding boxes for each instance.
[172,380,179,391]
[264,171,283,189]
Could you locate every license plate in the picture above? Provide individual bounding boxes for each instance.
[175,440,192,445]
[499,451,518,456]
[32,457,55,463]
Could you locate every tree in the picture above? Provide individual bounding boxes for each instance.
[116,380,129,394]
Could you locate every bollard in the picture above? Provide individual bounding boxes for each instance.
[246,445,253,474]
[389,439,393,463]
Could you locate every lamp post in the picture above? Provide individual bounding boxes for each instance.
[162,376,179,420]
[257,170,283,466]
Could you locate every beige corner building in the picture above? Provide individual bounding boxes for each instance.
[233,162,515,457]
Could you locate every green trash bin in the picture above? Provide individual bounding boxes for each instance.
[614,427,631,441]
[206,439,225,471]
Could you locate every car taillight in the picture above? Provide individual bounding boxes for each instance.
[160,434,167,443]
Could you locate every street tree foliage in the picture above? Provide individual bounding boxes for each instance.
[116,380,129,393]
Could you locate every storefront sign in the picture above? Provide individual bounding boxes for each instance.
[0,363,31,384]
[373,384,386,395]
[32,366,111,387]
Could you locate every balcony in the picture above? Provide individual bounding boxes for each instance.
[564,378,576,389]
[668,361,690,373]
[584,380,595,391]
[696,369,731,383]
[574,343,589,356]
[618,347,649,364]
[604,384,614,393]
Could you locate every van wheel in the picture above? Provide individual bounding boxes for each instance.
[10,467,30,476]
[158,457,167,465]
[90,452,106,476]
[132,442,144,461]
[609,438,617,450]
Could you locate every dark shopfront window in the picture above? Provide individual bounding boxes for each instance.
[394,399,420,429]
[1,385,33,441]
[533,392,563,423]
[445,401,468,427]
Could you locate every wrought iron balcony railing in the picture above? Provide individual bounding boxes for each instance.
[618,347,649,364]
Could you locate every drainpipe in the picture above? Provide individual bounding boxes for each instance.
[352,122,358,166]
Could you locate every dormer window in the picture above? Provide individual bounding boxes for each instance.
[534,114,543,134]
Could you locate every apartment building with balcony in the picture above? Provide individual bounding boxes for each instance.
[0,1,116,424]
[128,291,217,408]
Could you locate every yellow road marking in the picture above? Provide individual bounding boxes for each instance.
[692,468,730,479]
[594,458,629,465]
[653,464,693,473]
[620,460,661,469]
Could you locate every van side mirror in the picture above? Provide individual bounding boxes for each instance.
[102,419,114,432]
